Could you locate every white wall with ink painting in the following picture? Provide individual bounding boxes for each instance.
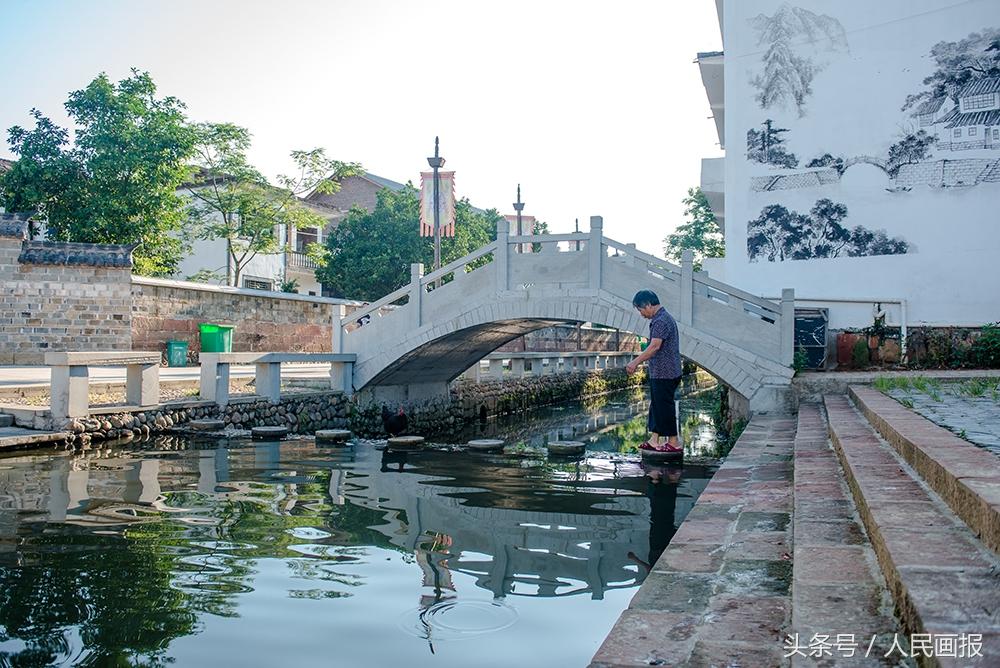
[717,0,1000,328]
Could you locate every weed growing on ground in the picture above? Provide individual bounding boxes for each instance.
[874,376,913,393]
[900,397,914,409]
[954,378,997,398]
[958,428,968,440]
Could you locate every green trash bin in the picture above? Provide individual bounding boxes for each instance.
[199,323,234,353]
[166,340,188,367]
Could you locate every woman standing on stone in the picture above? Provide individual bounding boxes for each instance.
[626,290,683,453]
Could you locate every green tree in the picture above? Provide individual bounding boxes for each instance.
[0,70,196,275]
[186,123,360,287]
[314,185,501,300]
[664,187,724,271]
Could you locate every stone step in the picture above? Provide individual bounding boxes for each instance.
[591,414,796,667]
[0,426,70,450]
[824,394,1000,665]
[0,413,13,428]
[791,403,904,665]
[850,384,1000,555]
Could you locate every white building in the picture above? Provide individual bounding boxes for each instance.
[698,0,1000,331]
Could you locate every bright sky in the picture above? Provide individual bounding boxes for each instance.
[0,0,723,256]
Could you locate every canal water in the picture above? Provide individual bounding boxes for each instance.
[0,387,721,667]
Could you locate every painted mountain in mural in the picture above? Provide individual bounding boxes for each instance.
[749,4,848,117]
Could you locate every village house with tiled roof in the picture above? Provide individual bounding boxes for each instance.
[930,76,1000,151]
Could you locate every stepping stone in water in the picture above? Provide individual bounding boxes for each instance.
[190,419,225,432]
[252,426,289,440]
[387,435,425,451]
[468,439,504,453]
[547,440,585,456]
[640,448,684,462]
[316,429,352,444]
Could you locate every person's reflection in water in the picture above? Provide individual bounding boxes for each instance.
[380,449,408,473]
[628,463,683,575]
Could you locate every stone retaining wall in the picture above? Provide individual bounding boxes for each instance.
[131,278,347,362]
[0,217,133,365]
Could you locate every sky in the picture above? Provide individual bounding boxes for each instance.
[0,0,723,256]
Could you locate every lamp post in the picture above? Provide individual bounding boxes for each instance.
[427,137,446,278]
[513,184,525,252]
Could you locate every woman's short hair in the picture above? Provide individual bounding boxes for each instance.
[632,290,660,308]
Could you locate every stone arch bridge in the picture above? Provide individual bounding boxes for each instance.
[334,217,795,413]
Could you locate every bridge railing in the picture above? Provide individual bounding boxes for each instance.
[335,215,795,368]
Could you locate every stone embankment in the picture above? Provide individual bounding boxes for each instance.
[28,367,644,448]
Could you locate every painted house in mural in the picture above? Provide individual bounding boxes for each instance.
[697,0,1000,333]
[931,77,1000,151]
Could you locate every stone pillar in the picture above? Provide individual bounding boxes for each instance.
[541,357,553,375]
[50,366,89,420]
[125,362,159,407]
[489,358,504,379]
[496,218,510,291]
[781,288,795,367]
[256,362,282,403]
[679,249,694,326]
[331,304,346,353]
[410,263,424,328]
[588,216,603,289]
[510,357,525,378]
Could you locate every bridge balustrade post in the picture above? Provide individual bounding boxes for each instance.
[410,263,424,328]
[679,249,694,326]
[496,218,510,291]
[331,305,345,353]
[588,216,603,290]
[781,288,795,367]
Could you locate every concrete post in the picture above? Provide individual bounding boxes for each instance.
[626,243,638,267]
[679,249,694,326]
[256,362,281,403]
[331,304,345,353]
[510,357,525,378]
[410,263,424,328]
[50,365,89,420]
[200,355,230,407]
[541,357,553,375]
[125,362,159,407]
[781,288,796,367]
[496,217,510,291]
[588,216,603,290]
[488,358,504,379]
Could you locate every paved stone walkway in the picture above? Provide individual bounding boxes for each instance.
[591,415,796,666]
[882,384,1000,455]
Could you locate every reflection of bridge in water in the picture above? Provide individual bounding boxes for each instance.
[0,437,714,601]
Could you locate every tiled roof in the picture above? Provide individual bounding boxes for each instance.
[18,241,136,268]
[942,108,1000,128]
[914,96,947,115]
[0,158,14,173]
[958,77,1000,98]
[0,212,31,239]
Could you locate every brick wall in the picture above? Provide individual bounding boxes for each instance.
[0,229,133,365]
[131,278,346,359]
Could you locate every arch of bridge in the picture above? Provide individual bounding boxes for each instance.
[353,293,792,409]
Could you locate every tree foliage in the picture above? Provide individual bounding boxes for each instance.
[0,70,196,276]
[663,187,724,271]
[314,186,502,300]
[885,130,936,176]
[186,123,361,287]
[747,199,909,262]
[747,120,798,168]
[903,28,1000,110]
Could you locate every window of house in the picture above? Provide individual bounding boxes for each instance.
[969,127,978,136]
[954,128,962,138]
[963,93,997,111]
[295,227,318,253]
[994,128,999,140]
[243,277,273,291]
